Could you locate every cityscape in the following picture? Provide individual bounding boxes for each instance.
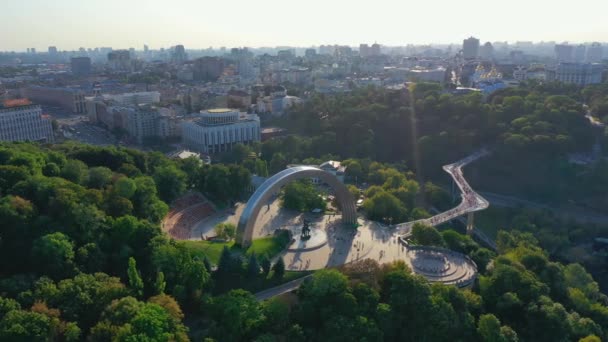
[1,1,608,341]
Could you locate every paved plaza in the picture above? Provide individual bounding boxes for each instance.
[182,150,493,287]
[188,195,476,286]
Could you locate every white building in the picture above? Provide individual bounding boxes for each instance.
[546,63,603,86]
[102,91,160,106]
[181,108,260,154]
[587,43,603,63]
[574,45,587,63]
[127,108,158,144]
[409,67,447,83]
[555,44,574,62]
[0,102,54,142]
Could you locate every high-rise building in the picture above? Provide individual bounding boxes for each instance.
[371,43,381,56]
[181,108,260,154]
[277,49,295,60]
[304,48,317,58]
[172,44,187,63]
[143,44,149,54]
[0,100,54,143]
[30,48,36,54]
[359,44,370,58]
[193,57,225,81]
[71,57,92,76]
[554,44,574,62]
[48,46,57,54]
[463,37,480,59]
[587,42,603,63]
[107,50,131,71]
[479,42,494,60]
[574,44,586,63]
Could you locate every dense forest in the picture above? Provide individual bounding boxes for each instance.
[0,142,607,341]
[268,82,608,212]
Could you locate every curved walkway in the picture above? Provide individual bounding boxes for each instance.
[394,149,490,235]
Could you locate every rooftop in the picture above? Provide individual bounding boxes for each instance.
[1,99,34,109]
[206,108,234,114]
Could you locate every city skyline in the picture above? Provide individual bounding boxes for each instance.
[2,0,608,51]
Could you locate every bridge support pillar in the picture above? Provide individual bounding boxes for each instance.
[466,212,474,236]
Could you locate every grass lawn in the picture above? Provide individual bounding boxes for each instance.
[247,237,286,258]
[182,240,239,265]
[182,232,290,265]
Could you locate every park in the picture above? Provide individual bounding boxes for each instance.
[162,151,491,291]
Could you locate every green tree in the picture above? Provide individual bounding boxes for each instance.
[210,289,264,341]
[127,257,144,297]
[363,189,407,223]
[31,232,76,279]
[154,272,166,295]
[272,257,285,279]
[88,166,113,189]
[0,310,53,342]
[60,159,89,185]
[153,165,187,203]
[248,253,260,278]
[411,223,445,247]
[269,152,287,174]
[260,256,271,277]
[113,177,137,199]
[90,297,188,341]
[214,222,236,240]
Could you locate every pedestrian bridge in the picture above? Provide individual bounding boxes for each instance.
[394,149,490,236]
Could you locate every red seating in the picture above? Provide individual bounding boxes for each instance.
[163,201,215,240]
[166,193,206,219]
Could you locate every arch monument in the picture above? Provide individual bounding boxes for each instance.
[236,166,357,247]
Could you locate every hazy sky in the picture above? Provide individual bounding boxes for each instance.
[2,0,607,51]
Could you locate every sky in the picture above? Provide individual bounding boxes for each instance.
[1,0,608,51]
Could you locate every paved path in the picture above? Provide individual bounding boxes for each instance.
[254,274,313,301]
[394,149,490,235]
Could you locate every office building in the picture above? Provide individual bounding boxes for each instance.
[126,107,158,144]
[181,108,260,153]
[0,100,54,143]
[359,44,370,58]
[574,45,586,63]
[554,44,574,62]
[21,86,86,114]
[304,48,317,58]
[193,57,225,81]
[48,46,57,55]
[371,43,381,56]
[172,45,187,63]
[107,50,131,71]
[408,67,447,83]
[71,57,92,76]
[102,91,160,106]
[463,37,480,59]
[546,63,603,86]
[587,43,603,63]
[479,42,494,60]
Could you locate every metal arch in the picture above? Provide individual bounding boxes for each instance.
[236,166,357,247]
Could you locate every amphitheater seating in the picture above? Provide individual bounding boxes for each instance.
[166,193,207,219]
[163,194,215,239]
